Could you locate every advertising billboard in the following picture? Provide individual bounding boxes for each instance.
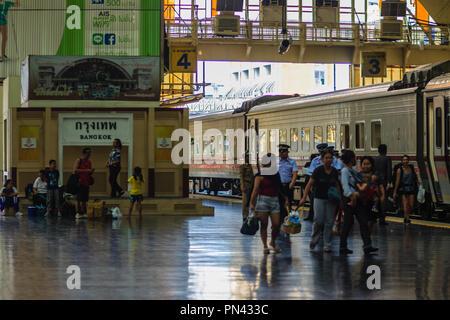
[0,0,161,78]
[21,55,160,102]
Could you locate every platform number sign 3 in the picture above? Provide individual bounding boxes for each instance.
[362,52,387,78]
[170,46,197,73]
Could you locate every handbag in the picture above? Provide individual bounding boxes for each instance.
[417,185,425,204]
[332,209,344,235]
[327,186,342,202]
[240,210,259,236]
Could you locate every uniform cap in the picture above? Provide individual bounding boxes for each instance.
[279,144,290,152]
[316,143,328,151]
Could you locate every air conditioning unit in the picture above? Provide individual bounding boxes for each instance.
[214,13,240,36]
[260,0,285,27]
[376,18,403,40]
[314,0,340,24]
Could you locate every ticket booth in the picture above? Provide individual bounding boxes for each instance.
[0,55,213,216]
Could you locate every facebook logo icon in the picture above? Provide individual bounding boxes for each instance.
[105,34,116,45]
[92,0,104,4]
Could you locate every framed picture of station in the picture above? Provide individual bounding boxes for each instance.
[21,55,161,103]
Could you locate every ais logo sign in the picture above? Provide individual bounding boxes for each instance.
[92,33,116,45]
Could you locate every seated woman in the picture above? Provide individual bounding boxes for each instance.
[33,169,48,208]
[0,179,21,216]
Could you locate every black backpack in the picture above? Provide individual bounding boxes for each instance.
[25,184,34,200]
[65,159,82,195]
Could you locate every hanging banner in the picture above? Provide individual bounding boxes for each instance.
[21,55,160,102]
[0,0,160,78]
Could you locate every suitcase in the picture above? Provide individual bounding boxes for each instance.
[87,200,105,219]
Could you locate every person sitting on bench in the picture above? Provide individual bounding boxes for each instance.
[0,179,22,216]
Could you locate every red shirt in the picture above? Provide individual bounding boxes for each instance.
[78,159,92,187]
[258,176,279,197]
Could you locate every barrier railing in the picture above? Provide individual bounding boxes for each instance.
[166,18,450,47]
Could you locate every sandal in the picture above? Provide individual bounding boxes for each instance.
[263,248,270,254]
[271,245,282,253]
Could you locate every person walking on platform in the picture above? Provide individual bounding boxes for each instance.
[339,150,378,255]
[374,144,391,225]
[250,153,288,254]
[277,144,298,238]
[240,152,254,221]
[106,138,124,198]
[393,155,420,225]
[46,160,61,217]
[74,148,95,220]
[298,148,341,253]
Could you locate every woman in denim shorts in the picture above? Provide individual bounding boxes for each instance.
[250,153,288,254]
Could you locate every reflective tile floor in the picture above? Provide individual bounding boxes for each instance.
[0,200,449,300]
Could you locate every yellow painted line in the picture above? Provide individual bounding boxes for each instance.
[386,217,450,229]
[189,194,242,203]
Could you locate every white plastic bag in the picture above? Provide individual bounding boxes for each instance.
[417,185,425,204]
[112,207,123,219]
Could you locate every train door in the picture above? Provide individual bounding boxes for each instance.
[427,96,450,203]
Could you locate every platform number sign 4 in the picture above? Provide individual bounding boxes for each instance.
[362,52,387,78]
[170,46,197,73]
[177,54,192,70]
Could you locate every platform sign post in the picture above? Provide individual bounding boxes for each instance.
[170,46,197,73]
[361,52,387,77]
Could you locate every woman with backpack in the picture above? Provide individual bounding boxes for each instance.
[298,148,342,253]
[393,155,420,225]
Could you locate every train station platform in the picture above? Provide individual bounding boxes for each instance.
[0,200,448,300]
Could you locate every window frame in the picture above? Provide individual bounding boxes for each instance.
[355,121,366,151]
[436,107,442,149]
[301,127,311,152]
[290,128,299,152]
[370,119,382,151]
[326,124,336,148]
[339,122,350,150]
[313,125,324,150]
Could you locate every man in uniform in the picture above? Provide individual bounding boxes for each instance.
[278,144,298,234]
[239,152,254,221]
[309,143,342,174]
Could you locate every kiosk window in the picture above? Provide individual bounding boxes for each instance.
[290,128,298,152]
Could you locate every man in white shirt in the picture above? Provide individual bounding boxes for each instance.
[33,170,48,212]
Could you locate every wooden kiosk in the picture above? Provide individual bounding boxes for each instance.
[1,56,213,216]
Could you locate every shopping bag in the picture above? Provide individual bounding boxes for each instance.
[240,210,259,236]
[417,185,425,204]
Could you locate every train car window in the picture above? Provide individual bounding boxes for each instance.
[355,122,365,149]
[301,127,310,152]
[340,124,349,149]
[371,121,382,149]
[436,108,442,149]
[279,129,287,145]
[291,128,298,152]
[314,126,323,149]
[224,135,230,155]
[327,125,336,148]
